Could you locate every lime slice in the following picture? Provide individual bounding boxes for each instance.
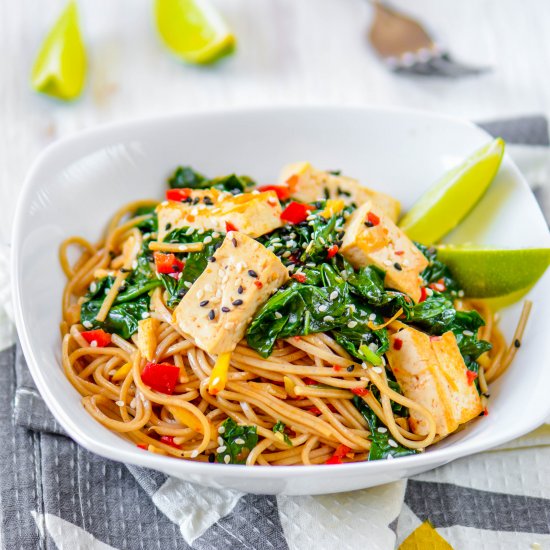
[31,1,86,101]
[399,138,505,245]
[154,0,236,65]
[435,245,550,298]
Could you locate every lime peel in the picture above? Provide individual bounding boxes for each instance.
[31,1,87,101]
[155,0,236,65]
[435,245,550,298]
[399,138,505,245]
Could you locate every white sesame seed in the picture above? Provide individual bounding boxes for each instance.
[402,259,410,267]
[426,288,434,296]
[369,313,376,321]
[368,343,378,352]
[141,312,150,319]
[372,366,383,374]
[203,236,213,244]
[274,312,283,319]
[185,227,195,236]
[377,427,388,433]
[190,450,199,458]
[89,282,97,293]
[115,400,125,407]
[306,214,316,221]
[191,207,199,216]
[347,321,358,328]
[282,251,291,258]
[130,398,137,409]
[387,454,394,460]
[458,289,465,297]
[383,259,393,266]
[361,362,368,370]
[306,262,316,268]
[132,260,138,270]
[184,281,192,289]
[217,436,224,446]
[197,228,205,235]
[267,197,277,205]
[388,439,398,448]
[196,289,204,299]
[267,246,275,252]
[212,232,220,238]
[286,240,296,248]
[234,438,245,445]
[324,315,334,322]
[330,290,339,300]
[319,237,326,245]
[319,304,328,312]
[216,446,227,453]
[224,454,231,464]
[218,426,225,434]
[82,320,93,329]
[252,189,260,195]
[90,340,98,348]
[463,330,474,337]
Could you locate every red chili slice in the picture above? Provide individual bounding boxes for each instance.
[466,370,478,385]
[333,444,351,459]
[141,362,180,394]
[325,455,343,465]
[81,329,111,347]
[257,185,290,201]
[225,221,238,233]
[351,387,369,396]
[419,287,428,302]
[154,252,184,274]
[292,273,307,283]
[280,202,314,224]
[326,244,339,259]
[166,188,191,202]
[367,211,380,226]
[137,444,148,450]
[160,435,180,448]
[393,338,403,351]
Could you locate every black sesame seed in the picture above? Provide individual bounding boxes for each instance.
[346,365,354,372]
[120,267,130,273]
[165,222,172,231]
[514,339,521,348]
[109,251,116,258]
[394,262,402,271]
[208,453,215,463]
[221,306,230,313]
[237,285,244,294]
[208,309,215,320]
[199,300,209,307]
[193,197,200,205]
[214,242,222,251]
[232,238,238,247]
[183,197,193,203]
[323,187,330,199]
[248,269,258,278]
[203,197,213,205]
[118,284,127,292]
[208,256,216,263]
[232,299,243,306]
[365,221,374,228]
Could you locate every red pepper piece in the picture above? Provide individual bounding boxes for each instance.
[393,338,403,351]
[367,211,380,226]
[141,362,180,394]
[308,407,322,415]
[351,387,369,396]
[326,244,339,259]
[429,278,447,293]
[257,184,290,201]
[280,201,314,224]
[160,435,180,448]
[166,188,191,202]
[466,370,478,385]
[419,287,428,303]
[81,329,111,347]
[225,221,238,232]
[325,455,343,465]
[137,444,148,450]
[254,280,263,289]
[483,407,489,416]
[394,250,404,256]
[154,252,184,274]
[332,364,342,372]
[303,377,317,386]
[333,444,351,458]
[292,273,307,283]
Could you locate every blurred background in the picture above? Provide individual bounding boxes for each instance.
[1,0,550,240]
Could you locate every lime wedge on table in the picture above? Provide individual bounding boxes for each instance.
[435,245,550,298]
[399,138,505,245]
[155,0,236,65]
[31,1,86,100]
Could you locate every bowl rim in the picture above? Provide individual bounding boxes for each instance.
[11,104,550,482]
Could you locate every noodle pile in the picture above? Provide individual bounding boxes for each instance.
[59,200,528,465]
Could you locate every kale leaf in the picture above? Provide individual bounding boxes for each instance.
[133,205,158,234]
[353,396,417,460]
[168,166,255,194]
[216,418,258,464]
[273,421,292,446]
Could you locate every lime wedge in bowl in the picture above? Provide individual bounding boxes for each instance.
[31,1,87,101]
[154,0,236,65]
[435,245,550,298]
[399,138,505,245]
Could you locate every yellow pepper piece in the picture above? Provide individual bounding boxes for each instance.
[31,1,87,100]
[321,199,345,219]
[208,351,232,395]
[137,318,160,361]
[154,0,236,65]
[112,362,132,382]
[167,406,204,433]
[283,376,296,398]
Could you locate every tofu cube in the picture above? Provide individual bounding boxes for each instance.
[173,232,289,355]
[386,327,482,437]
[340,201,428,302]
[279,162,400,222]
[157,190,283,241]
[137,318,160,361]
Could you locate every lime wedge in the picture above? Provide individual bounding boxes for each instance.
[31,1,86,101]
[435,245,550,298]
[154,0,236,65]
[399,138,505,245]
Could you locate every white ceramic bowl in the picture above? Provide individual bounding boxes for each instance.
[12,106,550,495]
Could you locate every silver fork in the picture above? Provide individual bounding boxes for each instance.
[368,1,489,77]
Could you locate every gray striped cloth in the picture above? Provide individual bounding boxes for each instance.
[1,116,549,550]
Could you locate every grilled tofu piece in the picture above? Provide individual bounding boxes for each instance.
[157,190,283,241]
[386,327,482,437]
[340,201,428,302]
[279,162,400,221]
[173,232,289,355]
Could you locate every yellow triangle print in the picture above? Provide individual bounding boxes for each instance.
[399,521,454,550]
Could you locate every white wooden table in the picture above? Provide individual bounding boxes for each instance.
[2,0,550,246]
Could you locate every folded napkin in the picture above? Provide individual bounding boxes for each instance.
[1,116,550,550]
